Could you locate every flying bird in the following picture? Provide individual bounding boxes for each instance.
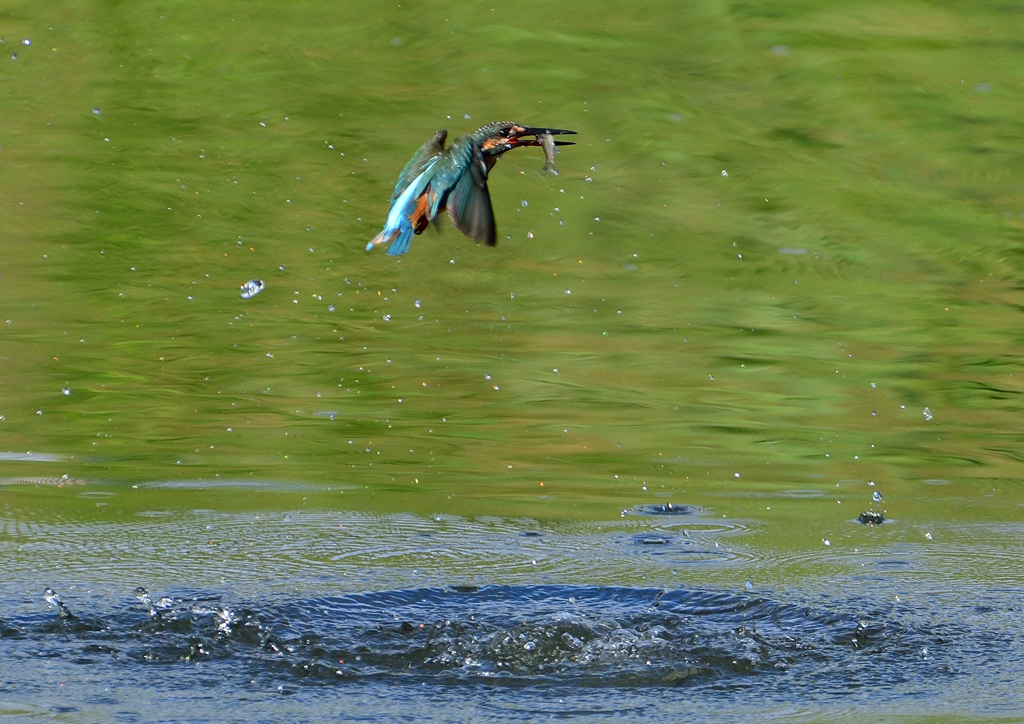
[366,122,575,256]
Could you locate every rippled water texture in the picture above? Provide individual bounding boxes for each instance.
[4,500,1024,721]
[0,583,993,723]
[3,0,1024,720]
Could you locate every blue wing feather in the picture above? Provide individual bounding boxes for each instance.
[392,130,447,202]
[368,129,498,255]
[367,160,438,255]
[444,142,495,245]
[426,136,474,218]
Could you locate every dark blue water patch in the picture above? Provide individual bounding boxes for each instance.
[3,584,952,691]
[2,583,1017,722]
[631,533,675,545]
[629,504,702,516]
[626,533,737,564]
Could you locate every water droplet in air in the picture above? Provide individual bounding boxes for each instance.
[92,108,101,115]
[328,304,335,312]
[21,38,30,46]
[872,491,882,502]
[721,169,728,177]
[240,279,264,299]
[922,407,933,421]
[521,199,529,207]
[61,387,71,396]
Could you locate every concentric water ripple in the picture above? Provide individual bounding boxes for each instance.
[3,584,942,688]
[0,508,757,592]
[0,581,1016,723]
[2,509,1024,721]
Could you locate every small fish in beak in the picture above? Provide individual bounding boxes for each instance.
[538,133,560,175]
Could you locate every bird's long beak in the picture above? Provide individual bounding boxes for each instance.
[514,127,577,147]
[522,127,576,137]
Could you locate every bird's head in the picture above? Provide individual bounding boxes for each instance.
[472,122,576,156]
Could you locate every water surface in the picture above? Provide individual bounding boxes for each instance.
[2,0,1024,720]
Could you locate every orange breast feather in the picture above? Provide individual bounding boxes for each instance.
[411,192,431,234]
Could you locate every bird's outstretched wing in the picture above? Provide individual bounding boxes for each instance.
[447,144,495,245]
[392,129,447,203]
[428,136,495,245]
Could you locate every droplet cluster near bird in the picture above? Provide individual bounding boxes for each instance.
[366,122,576,256]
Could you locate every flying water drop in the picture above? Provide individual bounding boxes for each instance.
[44,588,74,620]
[240,279,264,299]
[135,587,161,618]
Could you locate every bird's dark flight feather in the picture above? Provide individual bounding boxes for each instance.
[444,142,495,245]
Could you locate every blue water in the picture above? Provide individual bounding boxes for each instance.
[0,584,983,722]
[2,506,1023,722]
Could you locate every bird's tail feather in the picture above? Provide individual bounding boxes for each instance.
[366,230,394,252]
[386,228,414,256]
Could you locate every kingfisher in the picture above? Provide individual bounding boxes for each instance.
[366,122,576,256]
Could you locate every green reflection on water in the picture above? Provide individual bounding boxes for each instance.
[1,0,1023,535]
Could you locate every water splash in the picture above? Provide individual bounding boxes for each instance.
[16,584,944,689]
[240,279,264,299]
[43,588,74,620]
